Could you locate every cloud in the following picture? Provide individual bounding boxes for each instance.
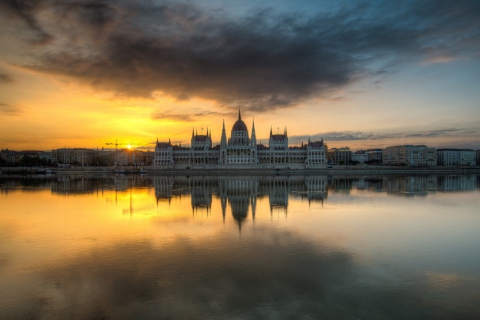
[405,128,463,138]
[287,127,480,147]
[1,0,53,44]
[0,102,20,114]
[288,131,402,144]
[0,72,14,84]
[151,110,232,122]
[1,0,479,112]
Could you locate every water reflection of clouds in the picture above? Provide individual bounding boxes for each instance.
[2,228,479,319]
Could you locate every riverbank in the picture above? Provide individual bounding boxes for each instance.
[3,166,480,175]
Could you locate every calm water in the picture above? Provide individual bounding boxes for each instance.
[1,174,480,319]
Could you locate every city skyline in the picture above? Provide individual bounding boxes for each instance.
[1,0,479,151]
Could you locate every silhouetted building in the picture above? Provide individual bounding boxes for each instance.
[52,148,96,166]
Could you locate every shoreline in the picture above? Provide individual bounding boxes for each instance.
[3,166,480,175]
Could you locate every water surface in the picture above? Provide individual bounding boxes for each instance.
[1,174,479,319]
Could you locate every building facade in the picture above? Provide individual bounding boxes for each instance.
[437,149,476,166]
[327,147,352,164]
[351,150,369,164]
[153,111,327,169]
[382,145,437,166]
[366,149,383,163]
[52,148,96,166]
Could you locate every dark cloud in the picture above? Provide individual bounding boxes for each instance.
[0,72,14,84]
[151,110,233,122]
[405,128,462,138]
[2,0,53,44]
[287,127,478,145]
[289,131,399,144]
[1,0,479,112]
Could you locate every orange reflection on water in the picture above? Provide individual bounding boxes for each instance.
[0,187,225,276]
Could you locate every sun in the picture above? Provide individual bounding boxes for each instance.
[127,144,132,149]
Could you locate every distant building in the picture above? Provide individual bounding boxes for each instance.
[366,149,383,163]
[351,150,369,163]
[52,148,96,166]
[1,149,19,164]
[96,150,116,166]
[437,149,476,166]
[383,145,437,166]
[327,147,352,164]
[153,110,327,169]
[38,151,52,162]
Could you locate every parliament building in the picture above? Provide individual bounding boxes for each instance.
[153,111,327,169]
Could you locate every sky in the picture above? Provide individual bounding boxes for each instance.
[0,0,479,151]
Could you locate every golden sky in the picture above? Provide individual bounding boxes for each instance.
[1,0,479,151]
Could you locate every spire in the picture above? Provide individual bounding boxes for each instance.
[168,137,171,144]
[238,108,241,120]
[270,126,272,137]
[251,119,257,146]
[220,119,227,147]
[284,126,287,137]
[192,128,194,138]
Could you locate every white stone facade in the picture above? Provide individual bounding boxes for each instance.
[351,151,369,164]
[437,149,476,166]
[153,111,327,169]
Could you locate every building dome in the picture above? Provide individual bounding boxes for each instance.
[231,109,248,132]
[232,119,248,132]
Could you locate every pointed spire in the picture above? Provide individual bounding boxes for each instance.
[168,137,171,144]
[192,128,194,138]
[251,119,256,146]
[284,126,287,137]
[221,119,227,146]
[270,126,272,137]
[238,108,241,120]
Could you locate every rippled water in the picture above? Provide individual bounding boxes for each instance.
[1,174,479,319]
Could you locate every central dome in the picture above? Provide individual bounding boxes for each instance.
[231,109,248,132]
[232,119,247,132]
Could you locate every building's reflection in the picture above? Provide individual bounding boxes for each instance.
[437,175,477,192]
[191,177,214,214]
[219,176,258,230]
[1,175,479,220]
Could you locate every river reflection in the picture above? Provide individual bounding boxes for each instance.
[1,174,480,319]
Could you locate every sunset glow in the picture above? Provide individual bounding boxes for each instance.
[0,0,479,151]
